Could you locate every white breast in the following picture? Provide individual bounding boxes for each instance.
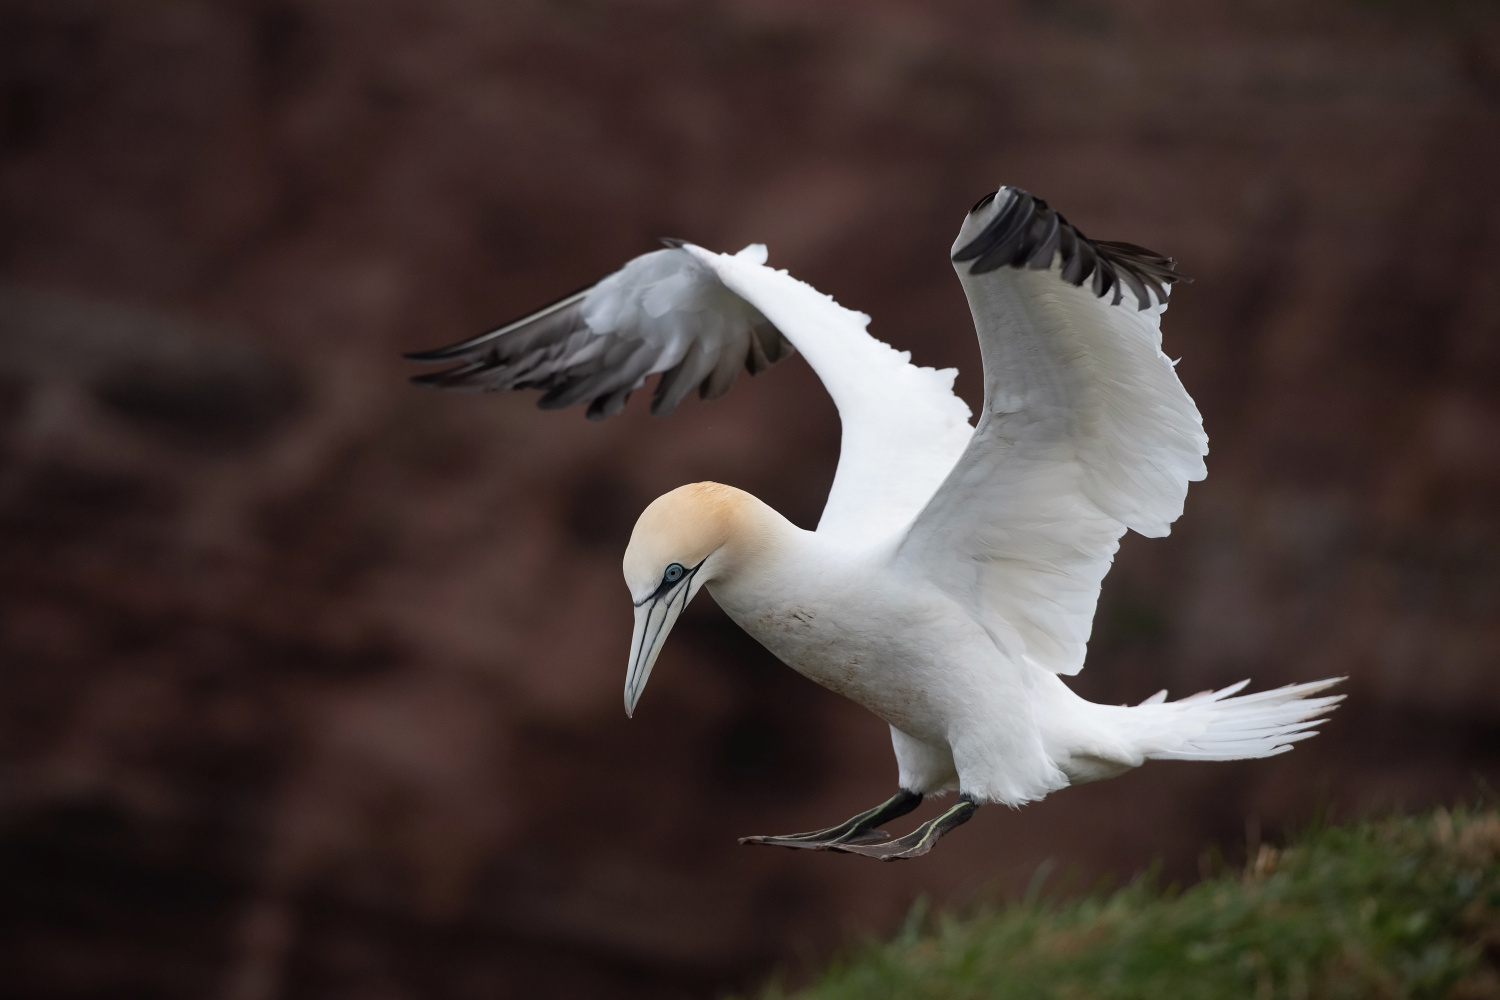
[706,546,994,742]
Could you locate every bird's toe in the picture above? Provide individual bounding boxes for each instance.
[828,837,937,861]
[738,828,891,850]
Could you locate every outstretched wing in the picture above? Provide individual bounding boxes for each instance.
[896,187,1208,676]
[409,241,975,544]
[406,242,795,420]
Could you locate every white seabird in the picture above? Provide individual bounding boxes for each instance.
[408,186,1343,861]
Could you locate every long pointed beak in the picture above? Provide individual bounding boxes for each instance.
[624,579,696,717]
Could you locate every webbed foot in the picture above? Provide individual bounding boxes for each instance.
[830,795,977,861]
[739,789,923,851]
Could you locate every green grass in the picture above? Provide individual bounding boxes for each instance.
[764,808,1500,1000]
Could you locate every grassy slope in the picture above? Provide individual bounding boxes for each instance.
[768,809,1500,1000]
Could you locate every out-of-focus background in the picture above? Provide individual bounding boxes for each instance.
[1,1,1497,997]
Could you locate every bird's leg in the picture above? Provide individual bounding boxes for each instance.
[830,794,978,861]
[739,789,923,850]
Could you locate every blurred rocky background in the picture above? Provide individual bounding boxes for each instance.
[0,0,1497,997]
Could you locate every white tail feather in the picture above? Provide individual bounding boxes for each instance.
[1143,678,1344,762]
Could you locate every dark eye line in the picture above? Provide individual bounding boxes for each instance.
[643,558,703,604]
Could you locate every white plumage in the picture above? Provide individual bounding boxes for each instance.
[409,186,1343,860]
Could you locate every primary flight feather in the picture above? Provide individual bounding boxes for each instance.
[408,186,1342,860]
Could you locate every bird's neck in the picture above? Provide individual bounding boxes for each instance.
[705,486,803,587]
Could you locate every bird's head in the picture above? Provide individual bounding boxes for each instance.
[621,481,757,717]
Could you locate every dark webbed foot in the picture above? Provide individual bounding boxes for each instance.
[739,790,923,850]
[831,795,977,861]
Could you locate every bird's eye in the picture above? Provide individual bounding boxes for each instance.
[663,563,685,584]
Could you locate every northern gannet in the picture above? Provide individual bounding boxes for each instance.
[407,187,1343,861]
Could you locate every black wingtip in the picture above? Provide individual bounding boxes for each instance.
[404,346,462,363]
[403,284,595,370]
[955,187,1187,308]
[407,370,453,388]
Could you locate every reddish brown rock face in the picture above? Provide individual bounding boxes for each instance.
[2,1,1499,997]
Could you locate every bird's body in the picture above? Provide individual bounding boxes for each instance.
[410,186,1343,859]
[730,545,1070,803]
[701,502,987,787]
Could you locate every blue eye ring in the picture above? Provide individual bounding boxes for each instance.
[663,563,685,584]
